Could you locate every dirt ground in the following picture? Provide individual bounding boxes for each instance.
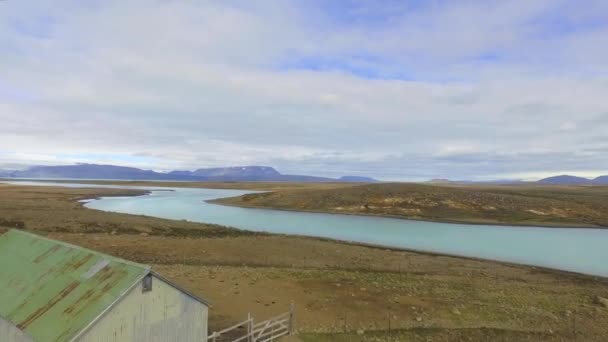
[46,232,608,341]
[2,183,608,341]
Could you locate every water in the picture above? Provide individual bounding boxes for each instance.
[6,181,608,276]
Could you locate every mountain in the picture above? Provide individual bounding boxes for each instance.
[427,178,453,184]
[338,176,378,183]
[172,166,378,182]
[9,164,206,181]
[169,166,332,182]
[593,176,608,184]
[426,178,472,184]
[192,166,280,180]
[2,164,378,183]
[537,175,591,185]
[0,170,16,178]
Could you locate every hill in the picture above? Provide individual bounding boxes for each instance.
[211,182,608,227]
[537,175,591,185]
[0,170,16,178]
[593,176,608,184]
[338,176,378,183]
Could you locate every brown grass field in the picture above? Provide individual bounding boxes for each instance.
[212,182,608,228]
[1,182,608,341]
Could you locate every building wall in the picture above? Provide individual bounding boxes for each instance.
[0,317,34,342]
[76,275,208,342]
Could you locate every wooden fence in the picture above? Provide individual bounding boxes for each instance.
[208,304,294,342]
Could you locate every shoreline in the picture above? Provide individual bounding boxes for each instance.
[6,181,607,277]
[7,178,606,228]
[70,186,608,279]
[207,198,603,229]
[41,229,608,282]
[300,233,608,281]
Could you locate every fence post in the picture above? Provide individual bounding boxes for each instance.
[288,303,295,335]
[247,313,253,342]
[572,312,577,338]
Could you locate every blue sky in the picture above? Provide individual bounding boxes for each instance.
[1,0,607,180]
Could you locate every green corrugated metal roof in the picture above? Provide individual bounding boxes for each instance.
[0,229,150,342]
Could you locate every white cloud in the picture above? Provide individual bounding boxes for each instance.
[0,1,607,179]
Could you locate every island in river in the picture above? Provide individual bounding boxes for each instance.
[211,182,608,228]
[1,181,608,341]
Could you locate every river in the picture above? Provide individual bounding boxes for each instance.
[7,181,608,277]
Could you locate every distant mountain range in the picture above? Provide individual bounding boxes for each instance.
[427,178,525,185]
[426,175,608,185]
[0,164,378,183]
[537,175,608,185]
[2,164,604,185]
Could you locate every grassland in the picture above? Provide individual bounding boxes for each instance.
[212,182,608,228]
[2,182,608,341]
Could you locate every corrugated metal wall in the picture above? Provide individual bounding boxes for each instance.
[0,317,34,342]
[76,275,208,342]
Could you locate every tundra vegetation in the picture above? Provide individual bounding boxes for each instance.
[212,182,608,228]
[1,182,608,341]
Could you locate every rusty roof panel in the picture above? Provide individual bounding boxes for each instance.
[0,230,149,342]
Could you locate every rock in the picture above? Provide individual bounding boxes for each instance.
[356,329,365,335]
[594,296,608,308]
[451,308,461,315]
[139,232,149,236]
[415,317,423,322]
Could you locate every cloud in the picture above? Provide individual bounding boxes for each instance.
[0,0,607,180]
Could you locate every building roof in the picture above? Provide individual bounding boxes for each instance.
[0,229,150,342]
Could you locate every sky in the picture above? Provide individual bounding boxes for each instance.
[1,0,607,181]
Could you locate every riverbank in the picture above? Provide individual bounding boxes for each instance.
[2,183,608,341]
[211,182,608,228]
[9,178,608,228]
[0,183,253,237]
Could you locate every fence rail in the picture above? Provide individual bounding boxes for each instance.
[209,304,294,342]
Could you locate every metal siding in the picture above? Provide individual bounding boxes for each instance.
[0,230,150,342]
[0,317,34,342]
[76,275,207,342]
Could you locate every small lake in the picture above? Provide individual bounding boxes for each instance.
[7,181,608,277]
